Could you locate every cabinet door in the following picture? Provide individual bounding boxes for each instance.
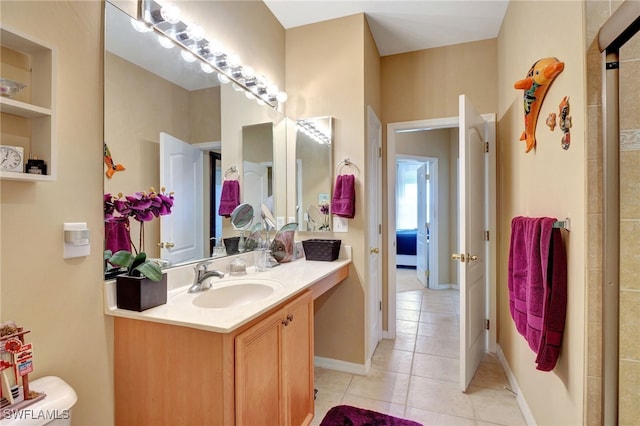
[235,308,284,426]
[282,292,314,426]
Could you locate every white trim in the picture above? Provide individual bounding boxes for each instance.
[496,345,536,426]
[314,356,370,376]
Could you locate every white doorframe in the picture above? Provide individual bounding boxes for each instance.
[367,106,383,362]
[386,116,496,352]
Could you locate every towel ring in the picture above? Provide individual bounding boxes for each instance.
[224,166,238,180]
[336,159,359,177]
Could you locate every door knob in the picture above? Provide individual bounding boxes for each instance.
[469,255,479,262]
[451,253,466,263]
[370,247,379,254]
[165,242,175,248]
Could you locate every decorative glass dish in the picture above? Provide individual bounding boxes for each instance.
[0,78,27,98]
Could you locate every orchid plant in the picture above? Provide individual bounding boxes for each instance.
[104,187,174,254]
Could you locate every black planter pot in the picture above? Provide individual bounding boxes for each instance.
[116,273,167,312]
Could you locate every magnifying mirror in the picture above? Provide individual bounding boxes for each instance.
[230,203,254,253]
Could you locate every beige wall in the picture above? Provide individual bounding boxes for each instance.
[380,39,497,325]
[286,14,371,364]
[497,1,586,425]
[0,1,110,424]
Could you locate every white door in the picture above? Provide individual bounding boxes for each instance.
[457,95,488,392]
[416,164,429,286]
[160,132,204,264]
[243,160,269,217]
[367,106,383,359]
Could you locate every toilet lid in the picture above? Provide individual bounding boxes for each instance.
[0,376,77,426]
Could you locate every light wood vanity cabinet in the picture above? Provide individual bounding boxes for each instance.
[114,290,313,426]
[235,291,313,426]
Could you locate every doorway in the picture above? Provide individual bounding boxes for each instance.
[395,155,442,290]
[386,101,497,390]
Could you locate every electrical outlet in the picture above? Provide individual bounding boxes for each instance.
[276,216,285,229]
[333,216,349,232]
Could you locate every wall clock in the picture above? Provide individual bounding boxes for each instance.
[0,145,25,172]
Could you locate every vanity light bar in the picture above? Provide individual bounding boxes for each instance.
[297,119,331,145]
[137,0,287,109]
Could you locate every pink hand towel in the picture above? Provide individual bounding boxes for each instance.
[508,216,567,371]
[218,179,240,217]
[331,174,356,218]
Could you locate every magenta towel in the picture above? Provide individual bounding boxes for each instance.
[218,179,240,217]
[331,174,355,219]
[508,216,567,371]
[105,217,131,253]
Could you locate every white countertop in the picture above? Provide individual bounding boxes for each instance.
[104,247,351,333]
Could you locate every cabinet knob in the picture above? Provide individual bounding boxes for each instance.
[282,314,294,326]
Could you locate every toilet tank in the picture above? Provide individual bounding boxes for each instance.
[1,376,77,426]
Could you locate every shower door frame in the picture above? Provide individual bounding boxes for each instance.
[597,2,640,424]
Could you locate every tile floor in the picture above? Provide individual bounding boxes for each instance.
[311,269,527,426]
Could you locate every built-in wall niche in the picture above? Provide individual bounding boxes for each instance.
[0,27,56,181]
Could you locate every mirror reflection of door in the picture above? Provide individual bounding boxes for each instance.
[242,123,274,219]
[209,152,222,255]
[160,132,204,265]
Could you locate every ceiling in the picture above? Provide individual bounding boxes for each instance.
[263,0,510,56]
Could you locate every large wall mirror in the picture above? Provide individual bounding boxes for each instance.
[295,117,333,231]
[104,1,285,272]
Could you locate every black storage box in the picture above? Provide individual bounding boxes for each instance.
[302,239,341,261]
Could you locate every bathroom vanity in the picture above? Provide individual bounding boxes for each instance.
[105,252,350,425]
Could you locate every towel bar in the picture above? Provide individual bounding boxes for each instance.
[553,218,570,231]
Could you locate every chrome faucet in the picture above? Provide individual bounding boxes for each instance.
[188,261,225,293]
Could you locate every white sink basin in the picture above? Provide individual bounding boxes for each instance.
[172,278,284,310]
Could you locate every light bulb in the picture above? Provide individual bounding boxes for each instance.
[245,91,254,100]
[160,3,180,24]
[185,23,204,41]
[232,83,243,92]
[200,62,214,73]
[227,54,241,69]
[158,34,174,49]
[217,73,230,84]
[266,84,278,96]
[130,18,151,33]
[241,66,255,80]
[181,50,197,63]
[276,92,288,103]
[209,41,225,57]
[256,99,266,106]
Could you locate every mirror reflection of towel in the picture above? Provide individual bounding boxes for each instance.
[331,174,355,218]
[219,180,240,217]
[105,217,131,253]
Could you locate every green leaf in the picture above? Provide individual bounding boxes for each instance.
[135,262,163,282]
[109,250,134,268]
[130,252,147,272]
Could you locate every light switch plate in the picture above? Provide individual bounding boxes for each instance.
[333,216,349,232]
[276,216,285,229]
[63,222,90,259]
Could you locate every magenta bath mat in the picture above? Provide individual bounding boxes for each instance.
[320,405,423,426]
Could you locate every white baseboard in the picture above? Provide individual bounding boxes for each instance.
[314,356,370,376]
[496,345,537,426]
